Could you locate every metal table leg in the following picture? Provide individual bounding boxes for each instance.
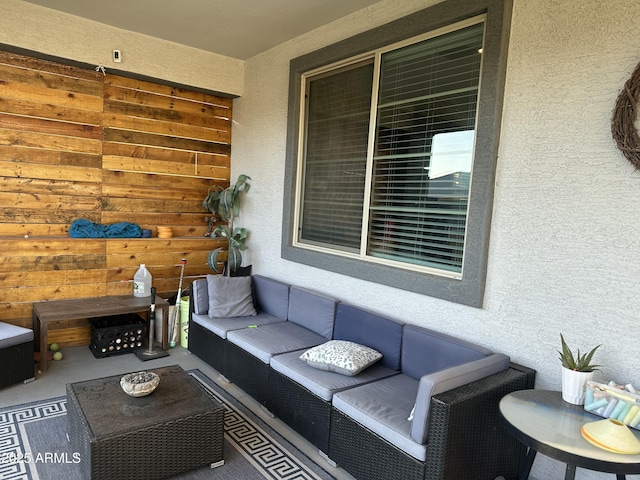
[564,464,576,480]
[520,448,536,480]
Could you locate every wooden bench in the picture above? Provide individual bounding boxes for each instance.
[32,295,169,372]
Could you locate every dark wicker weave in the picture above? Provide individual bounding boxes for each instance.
[328,365,536,480]
[188,317,228,375]
[224,341,270,405]
[267,369,332,453]
[331,408,426,480]
[66,365,224,480]
[0,340,34,389]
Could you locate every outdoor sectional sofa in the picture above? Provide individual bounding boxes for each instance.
[188,274,535,480]
[0,321,34,389]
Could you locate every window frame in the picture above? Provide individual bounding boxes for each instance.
[282,0,513,307]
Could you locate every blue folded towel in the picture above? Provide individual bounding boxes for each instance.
[69,219,142,238]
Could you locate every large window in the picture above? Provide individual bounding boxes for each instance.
[296,20,483,277]
[282,0,512,307]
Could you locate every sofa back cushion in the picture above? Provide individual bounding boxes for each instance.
[410,353,510,445]
[333,304,403,371]
[401,325,492,380]
[206,275,257,318]
[193,275,290,319]
[191,279,209,315]
[253,275,290,320]
[287,286,337,339]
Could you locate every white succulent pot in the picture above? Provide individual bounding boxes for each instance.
[561,366,594,405]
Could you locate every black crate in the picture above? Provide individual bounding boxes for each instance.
[89,314,146,358]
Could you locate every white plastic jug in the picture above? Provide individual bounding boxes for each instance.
[133,264,152,297]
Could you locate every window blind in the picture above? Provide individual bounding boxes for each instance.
[299,62,374,251]
[297,21,485,275]
[367,23,484,272]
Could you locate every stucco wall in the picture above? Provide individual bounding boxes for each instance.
[0,0,244,96]
[233,1,640,478]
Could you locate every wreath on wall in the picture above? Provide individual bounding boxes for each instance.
[612,61,640,170]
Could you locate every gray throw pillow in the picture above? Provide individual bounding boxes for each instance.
[207,275,257,318]
[299,340,382,376]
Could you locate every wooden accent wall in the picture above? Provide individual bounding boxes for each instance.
[0,51,230,347]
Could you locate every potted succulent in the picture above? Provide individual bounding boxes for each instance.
[202,174,251,276]
[558,334,601,405]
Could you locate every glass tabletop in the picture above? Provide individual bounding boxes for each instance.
[500,389,640,473]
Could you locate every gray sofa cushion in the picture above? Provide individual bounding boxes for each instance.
[206,275,257,318]
[0,322,33,349]
[192,311,285,339]
[332,374,425,461]
[410,353,511,444]
[226,322,326,364]
[271,350,398,401]
[287,286,337,339]
[253,275,290,320]
[191,279,209,315]
[333,303,403,371]
[402,324,492,379]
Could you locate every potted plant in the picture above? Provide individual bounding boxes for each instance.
[202,174,251,276]
[558,334,601,405]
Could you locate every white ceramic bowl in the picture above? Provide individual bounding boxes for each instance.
[120,371,160,397]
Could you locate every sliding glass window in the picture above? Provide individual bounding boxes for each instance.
[295,18,485,278]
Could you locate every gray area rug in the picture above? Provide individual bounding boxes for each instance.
[0,369,335,480]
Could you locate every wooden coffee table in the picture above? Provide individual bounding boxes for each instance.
[66,365,224,480]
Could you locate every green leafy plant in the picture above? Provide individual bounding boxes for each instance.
[558,334,601,372]
[202,174,251,276]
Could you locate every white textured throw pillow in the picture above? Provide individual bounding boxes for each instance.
[299,340,383,376]
[207,275,257,318]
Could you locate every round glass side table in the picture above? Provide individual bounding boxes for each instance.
[499,389,640,480]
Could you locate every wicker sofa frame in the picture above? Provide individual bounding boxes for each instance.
[329,365,535,480]
[224,340,272,406]
[189,291,273,407]
[187,278,535,480]
[0,337,34,389]
[188,319,227,375]
[267,368,334,453]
